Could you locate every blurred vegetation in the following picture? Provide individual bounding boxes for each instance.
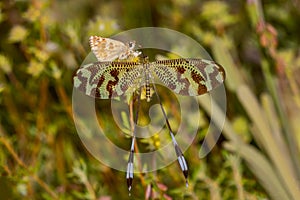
[1,0,300,199]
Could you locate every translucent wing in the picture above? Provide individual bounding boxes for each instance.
[151,58,225,96]
[89,36,141,62]
[73,61,143,99]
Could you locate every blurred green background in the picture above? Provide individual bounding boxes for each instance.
[1,0,300,199]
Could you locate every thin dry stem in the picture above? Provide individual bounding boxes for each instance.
[0,137,59,199]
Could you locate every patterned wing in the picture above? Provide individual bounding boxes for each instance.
[89,36,129,61]
[151,58,225,96]
[73,61,143,99]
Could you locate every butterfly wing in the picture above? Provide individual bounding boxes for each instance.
[89,36,128,61]
[73,61,143,99]
[151,58,225,96]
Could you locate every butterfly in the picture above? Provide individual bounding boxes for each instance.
[89,36,141,62]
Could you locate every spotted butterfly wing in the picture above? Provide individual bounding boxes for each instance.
[89,36,140,62]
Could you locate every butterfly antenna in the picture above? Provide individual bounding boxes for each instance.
[151,83,189,187]
[126,87,142,192]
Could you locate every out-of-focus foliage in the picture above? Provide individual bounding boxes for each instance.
[0,0,300,199]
